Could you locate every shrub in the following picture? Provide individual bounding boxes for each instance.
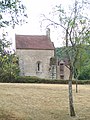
[0,74,15,83]
[0,76,90,84]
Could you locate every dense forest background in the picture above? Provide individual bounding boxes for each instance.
[56,46,90,80]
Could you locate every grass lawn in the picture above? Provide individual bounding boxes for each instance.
[0,83,90,120]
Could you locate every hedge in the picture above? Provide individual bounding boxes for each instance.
[0,76,90,84]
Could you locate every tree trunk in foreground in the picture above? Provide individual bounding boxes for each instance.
[76,78,78,93]
[68,71,76,116]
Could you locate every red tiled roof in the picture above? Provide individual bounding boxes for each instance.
[16,35,55,50]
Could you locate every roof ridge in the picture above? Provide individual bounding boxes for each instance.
[16,34,47,37]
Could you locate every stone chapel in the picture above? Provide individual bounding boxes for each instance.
[16,29,70,80]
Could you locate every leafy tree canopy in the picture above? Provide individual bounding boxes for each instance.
[0,0,27,28]
[0,0,27,80]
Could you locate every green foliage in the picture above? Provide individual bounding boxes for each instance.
[56,45,90,80]
[56,47,67,59]
[50,57,56,65]
[78,65,90,80]
[52,1,90,81]
[0,32,19,81]
[0,76,90,84]
[0,51,20,81]
[0,0,27,28]
[0,0,27,81]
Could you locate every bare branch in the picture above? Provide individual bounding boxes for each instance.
[41,14,67,30]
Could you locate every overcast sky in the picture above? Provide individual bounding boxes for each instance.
[7,0,89,49]
[13,0,74,47]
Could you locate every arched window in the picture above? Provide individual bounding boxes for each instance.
[36,61,42,72]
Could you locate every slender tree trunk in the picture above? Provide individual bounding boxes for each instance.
[74,68,78,93]
[68,70,76,116]
[76,78,78,93]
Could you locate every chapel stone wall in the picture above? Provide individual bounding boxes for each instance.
[16,49,54,79]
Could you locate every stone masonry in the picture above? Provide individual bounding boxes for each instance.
[16,49,54,79]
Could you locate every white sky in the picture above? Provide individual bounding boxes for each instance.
[6,0,89,49]
[13,0,74,48]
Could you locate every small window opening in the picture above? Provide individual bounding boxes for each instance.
[36,61,42,72]
[37,62,40,71]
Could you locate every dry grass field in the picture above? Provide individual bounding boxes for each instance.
[0,83,90,120]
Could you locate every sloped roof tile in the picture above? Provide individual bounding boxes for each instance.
[16,35,55,50]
